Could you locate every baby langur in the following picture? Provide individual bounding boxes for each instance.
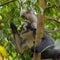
[20,8,37,29]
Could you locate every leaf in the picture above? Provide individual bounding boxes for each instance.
[0,55,3,60]
[0,15,2,20]
[0,46,9,58]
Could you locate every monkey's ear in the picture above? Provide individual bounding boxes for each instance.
[10,23,18,34]
[30,5,35,13]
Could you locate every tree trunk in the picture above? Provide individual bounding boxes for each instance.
[32,0,46,60]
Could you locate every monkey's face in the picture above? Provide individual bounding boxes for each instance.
[21,21,36,38]
[20,21,36,38]
[21,21,33,34]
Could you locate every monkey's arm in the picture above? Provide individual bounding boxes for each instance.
[10,23,25,54]
[10,23,34,53]
[20,31,34,48]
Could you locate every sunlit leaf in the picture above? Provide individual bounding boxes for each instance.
[0,55,3,60]
[0,46,9,58]
[0,15,2,20]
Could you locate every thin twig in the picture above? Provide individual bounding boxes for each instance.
[44,5,60,12]
[0,0,16,6]
[45,28,60,33]
[46,16,60,23]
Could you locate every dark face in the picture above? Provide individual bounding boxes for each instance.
[21,14,27,19]
[21,21,36,38]
[21,21,36,34]
[21,21,31,33]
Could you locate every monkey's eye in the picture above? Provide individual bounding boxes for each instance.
[21,13,27,19]
[21,15,27,19]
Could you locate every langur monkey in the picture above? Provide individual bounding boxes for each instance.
[10,7,60,59]
[20,7,37,29]
[20,7,60,59]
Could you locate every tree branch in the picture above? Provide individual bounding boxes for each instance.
[45,28,60,33]
[32,0,46,60]
[0,0,16,6]
[46,16,60,23]
[44,5,60,12]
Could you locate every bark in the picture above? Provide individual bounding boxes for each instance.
[32,0,46,60]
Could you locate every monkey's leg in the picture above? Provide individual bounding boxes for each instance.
[41,48,60,59]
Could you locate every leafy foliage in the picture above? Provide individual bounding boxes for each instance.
[0,0,60,60]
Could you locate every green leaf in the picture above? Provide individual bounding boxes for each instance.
[0,46,9,58]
